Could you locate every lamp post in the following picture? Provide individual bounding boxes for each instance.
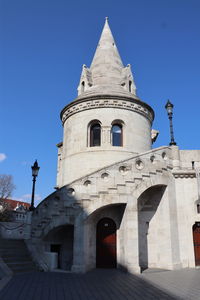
[29,160,40,211]
[165,100,177,146]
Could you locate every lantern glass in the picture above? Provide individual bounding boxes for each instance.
[31,160,40,177]
[165,100,173,114]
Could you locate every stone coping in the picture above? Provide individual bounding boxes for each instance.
[60,95,154,124]
[173,170,196,178]
[34,146,172,211]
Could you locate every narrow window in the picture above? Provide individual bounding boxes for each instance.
[129,81,132,92]
[90,123,101,146]
[197,204,200,214]
[112,124,122,146]
[81,81,85,93]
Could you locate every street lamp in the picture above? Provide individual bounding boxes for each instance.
[165,100,177,146]
[29,160,40,211]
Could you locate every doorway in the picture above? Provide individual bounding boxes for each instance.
[193,222,200,266]
[44,225,74,270]
[51,244,61,268]
[96,218,116,268]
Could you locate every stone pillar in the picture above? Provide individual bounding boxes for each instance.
[123,199,140,273]
[101,126,111,145]
[171,145,180,170]
[71,213,85,273]
[167,180,182,270]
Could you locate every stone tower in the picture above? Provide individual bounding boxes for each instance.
[57,18,154,187]
[30,19,200,275]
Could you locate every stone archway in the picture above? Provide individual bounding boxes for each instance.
[96,218,117,268]
[137,184,167,271]
[43,224,74,270]
[84,204,126,271]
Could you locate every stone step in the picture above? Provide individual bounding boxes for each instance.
[90,194,100,198]
[98,191,108,195]
[149,171,157,175]
[0,248,29,254]
[7,261,35,268]
[125,180,135,183]
[0,238,38,274]
[156,169,163,174]
[0,240,25,247]
[3,255,31,263]
[142,173,150,178]
[107,187,118,194]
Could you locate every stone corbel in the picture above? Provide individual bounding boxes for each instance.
[151,129,159,143]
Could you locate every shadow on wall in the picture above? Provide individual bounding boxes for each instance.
[31,190,128,272]
[43,225,74,270]
[138,185,167,272]
[31,183,170,274]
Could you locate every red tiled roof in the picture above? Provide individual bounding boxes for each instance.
[1,199,30,210]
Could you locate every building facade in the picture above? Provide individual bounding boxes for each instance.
[29,19,200,273]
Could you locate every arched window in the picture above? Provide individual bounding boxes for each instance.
[111,124,122,146]
[90,123,101,146]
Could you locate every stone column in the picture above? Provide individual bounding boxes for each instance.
[101,126,111,145]
[71,212,85,273]
[123,199,140,273]
[167,179,182,269]
[171,145,180,170]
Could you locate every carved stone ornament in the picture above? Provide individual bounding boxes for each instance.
[61,95,154,125]
[135,159,144,170]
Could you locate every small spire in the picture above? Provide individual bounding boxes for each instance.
[77,19,137,97]
[90,18,123,84]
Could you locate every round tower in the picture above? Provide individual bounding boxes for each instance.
[57,19,154,187]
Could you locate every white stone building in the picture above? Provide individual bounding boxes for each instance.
[29,19,200,273]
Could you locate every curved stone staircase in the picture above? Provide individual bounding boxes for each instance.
[31,146,173,240]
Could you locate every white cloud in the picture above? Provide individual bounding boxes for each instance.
[15,194,42,206]
[21,194,31,200]
[0,153,6,162]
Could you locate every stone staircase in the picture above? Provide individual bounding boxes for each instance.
[0,239,38,274]
[31,146,173,240]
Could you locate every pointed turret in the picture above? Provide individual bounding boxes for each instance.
[77,18,137,98]
[90,17,123,84]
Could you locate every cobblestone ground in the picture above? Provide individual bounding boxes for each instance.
[0,268,199,300]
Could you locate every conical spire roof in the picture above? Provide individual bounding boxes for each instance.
[77,18,137,98]
[90,17,124,85]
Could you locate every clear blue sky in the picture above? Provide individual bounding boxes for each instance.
[1,0,200,206]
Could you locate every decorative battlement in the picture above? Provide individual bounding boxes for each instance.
[61,95,154,124]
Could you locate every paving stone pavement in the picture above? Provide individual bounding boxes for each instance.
[0,268,199,300]
[142,268,200,300]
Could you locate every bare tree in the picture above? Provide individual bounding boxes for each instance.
[0,174,16,221]
[0,174,15,199]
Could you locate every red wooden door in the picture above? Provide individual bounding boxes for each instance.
[193,223,200,266]
[96,218,116,268]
